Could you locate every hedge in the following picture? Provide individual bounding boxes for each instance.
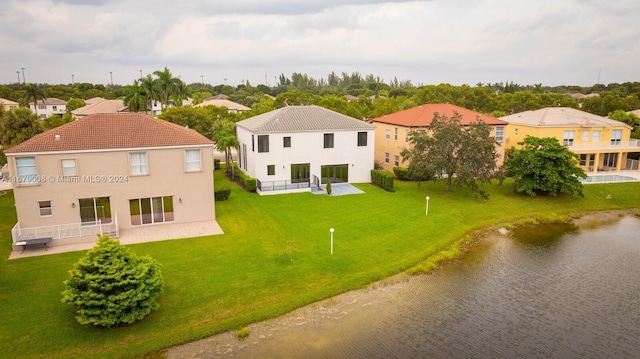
[214,188,231,201]
[393,167,410,180]
[214,159,221,170]
[371,169,394,191]
[234,167,257,192]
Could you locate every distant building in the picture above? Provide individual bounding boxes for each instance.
[196,98,251,113]
[0,98,19,111]
[29,98,67,118]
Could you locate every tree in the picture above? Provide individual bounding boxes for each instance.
[503,136,586,197]
[65,97,86,113]
[401,112,499,199]
[61,235,164,327]
[123,79,148,113]
[159,106,213,139]
[153,67,182,111]
[43,113,73,130]
[0,107,43,151]
[211,119,239,177]
[23,83,46,116]
[608,110,640,138]
[141,74,161,114]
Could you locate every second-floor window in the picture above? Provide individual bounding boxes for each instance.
[611,129,622,145]
[283,136,291,148]
[16,157,37,183]
[394,128,398,141]
[185,149,201,172]
[357,132,367,146]
[495,126,504,142]
[130,152,148,175]
[582,130,590,142]
[258,135,269,153]
[405,129,409,143]
[324,133,334,148]
[593,130,601,142]
[385,129,390,140]
[563,130,575,146]
[37,105,46,109]
[61,159,77,176]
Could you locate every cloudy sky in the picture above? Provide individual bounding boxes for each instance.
[1,0,639,87]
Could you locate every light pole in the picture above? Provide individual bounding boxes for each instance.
[109,71,113,86]
[330,228,335,255]
[200,75,204,86]
[71,74,74,85]
[139,69,143,80]
[16,71,20,83]
[21,67,25,84]
[425,196,430,216]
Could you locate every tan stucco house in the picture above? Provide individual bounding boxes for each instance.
[5,113,216,248]
[369,104,508,173]
[0,98,19,111]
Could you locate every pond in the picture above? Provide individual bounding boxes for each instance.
[168,212,640,359]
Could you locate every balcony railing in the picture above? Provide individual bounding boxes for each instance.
[257,179,311,192]
[11,218,118,245]
[569,139,640,150]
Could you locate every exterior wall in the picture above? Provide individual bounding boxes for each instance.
[237,127,375,183]
[30,103,67,118]
[1,100,19,111]
[373,122,507,173]
[504,124,637,172]
[7,146,215,230]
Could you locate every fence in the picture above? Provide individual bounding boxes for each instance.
[257,179,311,192]
[11,219,118,245]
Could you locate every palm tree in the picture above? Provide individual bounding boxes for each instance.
[211,119,238,176]
[140,74,160,115]
[123,80,147,113]
[169,80,191,107]
[23,83,46,117]
[153,67,181,112]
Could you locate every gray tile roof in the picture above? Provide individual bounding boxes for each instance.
[236,105,375,133]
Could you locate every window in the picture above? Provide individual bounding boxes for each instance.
[130,152,148,175]
[579,154,587,166]
[324,133,334,148]
[37,105,46,109]
[593,130,601,142]
[603,153,618,168]
[39,201,52,216]
[357,132,367,146]
[252,135,255,152]
[515,128,519,135]
[258,135,269,153]
[267,165,275,175]
[52,105,57,111]
[495,126,504,142]
[394,128,398,141]
[16,157,37,183]
[563,130,575,146]
[385,129,390,140]
[39,114,46,119]
[185,149,201,172]
[79,197,112,224]
[611,129,622,145]
[394,155,399,167]
[61,159,77,176]
[242,144,248,170]
[283,136,291,148]
[582,130,590,142]
[384,152,390,164]
[405,129,409,143]
[129,196,173,225]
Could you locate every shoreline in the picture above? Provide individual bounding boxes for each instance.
[165,210,637,358]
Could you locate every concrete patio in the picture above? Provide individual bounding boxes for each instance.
[8,220,224,259]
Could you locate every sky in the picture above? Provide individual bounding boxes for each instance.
[1,0,639,88]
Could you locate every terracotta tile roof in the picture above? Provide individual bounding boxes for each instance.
[29,97,67,106]
[236,105,375,133]
[5,113,213,154]
[370,103,507,127]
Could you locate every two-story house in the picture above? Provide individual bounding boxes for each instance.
[0,98,19,111]
[369,104,508,173]
[501,107,640,173]
[29,97,67,119]
[236,105,376,194]
[5,113,217,249]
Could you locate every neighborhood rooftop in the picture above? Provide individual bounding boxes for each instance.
[371,103,506,127]
[501,107,632,128]
[236,105,375,132]
[5,113,213,154]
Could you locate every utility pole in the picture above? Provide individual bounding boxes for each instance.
[224,77,227,85]
[265,74,267,85]
[200,75,204,86]
[109,71,113,86]
[21,67,26,84]
[16,71,20,83]
[139,69,143,80]
[71,74,75,85]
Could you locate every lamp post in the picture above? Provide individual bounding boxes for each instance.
[21,67,25,84]
[425,196,430,216]
[330,228,334,255]
[71,74,74,85]
[139,69,143,80]
[109,71,113,86]
[16,71,20,83]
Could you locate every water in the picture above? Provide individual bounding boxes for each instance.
[168,213,640,359]
[580,174,639,183]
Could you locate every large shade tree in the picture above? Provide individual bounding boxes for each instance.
[401,112,499,199]
[503,136,587,197]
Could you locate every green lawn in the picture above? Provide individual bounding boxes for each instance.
[0,173,638,359]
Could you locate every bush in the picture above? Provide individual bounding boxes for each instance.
[371,169,394,191]
[233,167,257,192]
[326,179,332,195]
[393,167,410,180]
[214,159,221,170]
[61,235,164,327]
[214,188,231,201]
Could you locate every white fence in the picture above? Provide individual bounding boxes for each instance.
[11,220,118,245]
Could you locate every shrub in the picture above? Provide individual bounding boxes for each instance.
[233,166,257,192]
[371,169,394,191]
[214,159,221,170]
[326,179,332,195]
[214,188,231,201]
[61,235,164,327]
[393,167,410,180]
[237,327,250,341]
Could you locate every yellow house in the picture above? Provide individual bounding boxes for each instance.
[369,104,508,173]
[0,98,19,111]
[5,113,218,250]
[501,107,640,173]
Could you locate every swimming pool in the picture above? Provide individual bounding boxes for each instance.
[580,174,639,183]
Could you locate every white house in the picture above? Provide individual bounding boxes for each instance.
[29,98,67,118]
[236,105,376,195]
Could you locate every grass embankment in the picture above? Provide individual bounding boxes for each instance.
[0,173,638,358]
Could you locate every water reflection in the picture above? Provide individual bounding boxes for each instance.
[168,213,640,359]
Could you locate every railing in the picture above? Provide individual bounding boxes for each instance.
[627,158,639,171]
[257,179,311,192]
[569,139,640,150]
[11,220,118,245]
